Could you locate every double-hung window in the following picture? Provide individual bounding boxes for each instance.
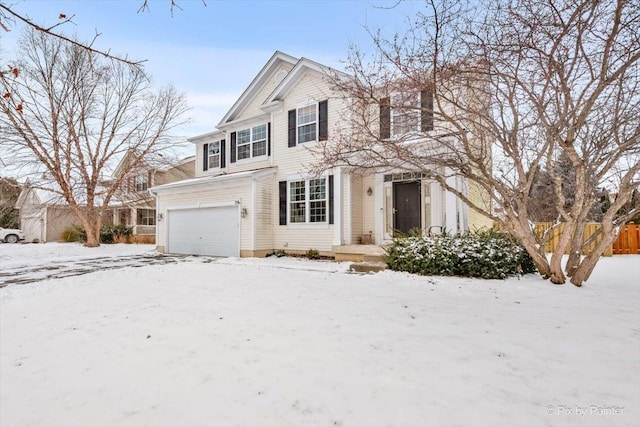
[297,105,317,144]
[392,92,420,135]
[236,124,267,161]
[288,100,328,147]
[135,174,148,192]
[379,90,434,138]
[208,141,221,168]
[289,178,327,224]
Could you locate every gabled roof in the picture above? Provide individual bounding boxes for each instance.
[261,57,350,107]
[112,149,191,178]
[217,51,299,127]
[15,179,61,208]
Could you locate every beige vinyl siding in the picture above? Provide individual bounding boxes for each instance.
[235,64,294,121]
[361,174,376,239]
[467,179,493,230]
[269,70,344,252]
[349,175,363,243]
[227,150,272,175]
[155,159,195,185]
[45,207,79,242]
[254,176,275,251]
[156,184,253,251]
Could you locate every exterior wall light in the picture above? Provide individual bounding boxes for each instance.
[367,187,373,196]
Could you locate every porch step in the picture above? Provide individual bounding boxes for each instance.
[333,244,386,263]
[349,261,387,274]
[363,254,386,263]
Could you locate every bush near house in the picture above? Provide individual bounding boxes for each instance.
[61,224,133,244]
[385,230,537,279]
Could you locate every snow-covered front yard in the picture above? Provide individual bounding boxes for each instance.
[1,243,639,427]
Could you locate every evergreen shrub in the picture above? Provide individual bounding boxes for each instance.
[61,223,132,244]
[385,229,537,279]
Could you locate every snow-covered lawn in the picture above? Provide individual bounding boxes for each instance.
[1,244,639,427]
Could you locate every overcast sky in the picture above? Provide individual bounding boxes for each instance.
[1,0,420,142]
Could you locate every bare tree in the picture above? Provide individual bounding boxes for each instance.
[315,0,639,286]
[0,1,207,68]
[0,29,187,246]
[0,176,20,228]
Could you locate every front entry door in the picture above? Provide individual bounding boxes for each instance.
[393,181,421,235]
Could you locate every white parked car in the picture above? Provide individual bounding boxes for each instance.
[0,227,25,243]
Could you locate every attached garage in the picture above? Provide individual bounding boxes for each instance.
[167,205,239,256]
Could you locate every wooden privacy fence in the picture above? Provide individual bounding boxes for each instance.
[532,223,640,256]
[612,224,640,255]
[534,222,613,256]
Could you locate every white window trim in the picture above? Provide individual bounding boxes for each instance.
[287,177,328,225]
[207,141,221,170]
[391,92,420,136]
[137,208,156,226]
[135,174,149,192]
[236,123,268,161]
[295,102,318,145]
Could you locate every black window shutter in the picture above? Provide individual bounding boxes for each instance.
[267,122,271,156]
[328,175,334,225]
[288,109,297,147]
[148,170,153,187]
[318,100,328,141]
[220,139,226,168]
[230,132,237,163]
[380,97,391,139]
[279,181,287,225]
[202,143,209,171]
[421,89,434,132]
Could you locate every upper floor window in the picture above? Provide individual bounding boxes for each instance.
[392,93,420,135]
[297,105,317,144]
[208,141,220,168]
[288,100,328,147]
[135,174,148,192]
[379,89,434,138]
[203,139,226,171]
[231,124,269,162]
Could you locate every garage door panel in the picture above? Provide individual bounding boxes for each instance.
[167,206,239,256]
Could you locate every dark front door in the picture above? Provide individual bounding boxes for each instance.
[393,181,421,235]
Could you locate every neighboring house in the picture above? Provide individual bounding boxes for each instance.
[14,181,81,243]
[151,51,493,259]
[109,152,195,242]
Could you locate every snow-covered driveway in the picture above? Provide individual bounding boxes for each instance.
[1,243,639,427]
[0,248,209,287]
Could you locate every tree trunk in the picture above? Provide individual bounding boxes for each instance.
[77,207,102,247]
[569,225,618,286]
[565,233,583,278]
[510,223,552,279]
[548,226,574,284]
[84,224,100,247]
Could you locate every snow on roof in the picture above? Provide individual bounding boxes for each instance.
[150,167,277,194]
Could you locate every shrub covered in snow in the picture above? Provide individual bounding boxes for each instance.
[385,230,537,279]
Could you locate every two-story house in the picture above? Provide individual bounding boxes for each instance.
[109,151,195,242]
[150,51,492,258]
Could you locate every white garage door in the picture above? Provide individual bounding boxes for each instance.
[167,206,239,256]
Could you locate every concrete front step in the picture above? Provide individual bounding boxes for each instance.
[349,261,387,274]
[333,244,387,263]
